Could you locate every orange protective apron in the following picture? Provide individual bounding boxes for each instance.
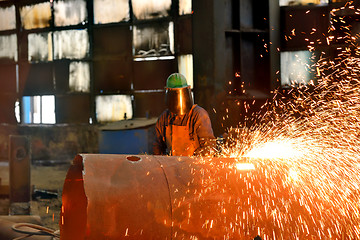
[165,106,199,156]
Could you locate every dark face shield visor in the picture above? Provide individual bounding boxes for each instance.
[165,86,194,115]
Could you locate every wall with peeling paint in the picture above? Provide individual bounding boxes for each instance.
[0,124,99,163]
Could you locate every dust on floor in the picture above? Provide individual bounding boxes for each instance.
[0,161,71,231]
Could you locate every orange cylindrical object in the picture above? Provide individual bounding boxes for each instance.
[60,154,350,239]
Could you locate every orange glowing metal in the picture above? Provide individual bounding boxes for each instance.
[235,163,255,171]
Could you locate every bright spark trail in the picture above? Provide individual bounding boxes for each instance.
[190,2,360,239]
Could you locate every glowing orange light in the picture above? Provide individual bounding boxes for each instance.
[288,169,299,182]
[235,163,255,171]
[244,139,304,159]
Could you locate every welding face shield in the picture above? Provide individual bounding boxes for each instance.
[165,73,193,116]
[165,86,194,116]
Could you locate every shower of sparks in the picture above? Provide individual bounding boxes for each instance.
[185,2,360,239]
[243,138,305,159]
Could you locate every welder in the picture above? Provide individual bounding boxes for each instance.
[153,73,216,156]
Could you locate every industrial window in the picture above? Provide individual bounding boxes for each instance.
[93,0,130,24]
[28,32,52,62]
[279,0,328,6]
[0,5,16,31]
[19,2,51,30]
[0,34,17,61]
[132,0,171,20]
[280,50,314,86]
[178,54,193,89]
[53,29,89,60]
[0,0,192,124]
[54,0,87,27]
[179,0,192,15]
[69,61,90,93]
[28,29,89,62]
[133,22,174,59]
[22,95,56,124]
[95,95,133,122]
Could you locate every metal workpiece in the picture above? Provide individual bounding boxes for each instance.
[60,154,349,239]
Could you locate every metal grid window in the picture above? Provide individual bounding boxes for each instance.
[0,0,193,124]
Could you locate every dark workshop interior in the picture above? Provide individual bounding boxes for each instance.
[0,0,359,239]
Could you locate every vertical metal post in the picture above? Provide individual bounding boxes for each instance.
[9,135,31,215]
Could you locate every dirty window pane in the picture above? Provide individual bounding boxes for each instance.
[54,0,87,27]
[20,2,51,30]
[15,99,20,123]
[133,22,174,58]
[42,95,56,123]
[28,32,52,62]
[69,61,90,92]
[94,0,130,24]
[178,54,193,88]
[0,5,16,31]
[279,0,328,6]
[96,95,133,122]
[0,34,17,61]
[179,0,191,15]
[22,95,55,124]
[53,29,89,60]
[132,0,171,20]
[280,50,313,86]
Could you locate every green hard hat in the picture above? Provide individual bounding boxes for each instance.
[166,73,188,88]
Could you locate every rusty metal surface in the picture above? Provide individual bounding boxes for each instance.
[60,154,347,239]
[61,154,172,240]
[9,135,30,204]
[60,155,87,240]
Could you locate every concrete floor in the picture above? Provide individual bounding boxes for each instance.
[0,160,71,231]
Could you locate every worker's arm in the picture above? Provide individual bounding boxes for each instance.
[153,111,167,155]
[192,106,216,156]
